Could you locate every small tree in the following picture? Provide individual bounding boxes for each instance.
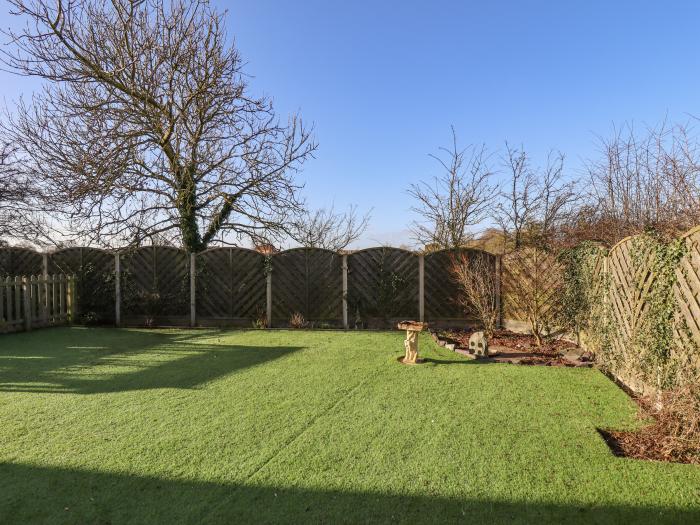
[450,252,499,337]
[494,144,577,251]
[289,205,370,251]
[502,247,563,346]
[409,127,497,249]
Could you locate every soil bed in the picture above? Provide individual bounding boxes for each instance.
[434,328,592,367]
[599,388,700,465]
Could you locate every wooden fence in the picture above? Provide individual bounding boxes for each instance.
[4,235,700,392]
[498,227,700,394]
[0,274,76,334]
[0,246,497,329]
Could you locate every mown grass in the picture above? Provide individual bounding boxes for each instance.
[0,327,698,524]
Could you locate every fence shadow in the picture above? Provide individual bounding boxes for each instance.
[0,462,696,524]
[0,328,301,394]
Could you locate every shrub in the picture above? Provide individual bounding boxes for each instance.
[450,252,498,337]
[289,312,307,329]
[252,306,267,329]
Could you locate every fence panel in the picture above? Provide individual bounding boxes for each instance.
[424,248,495,321]
[347,248,418,328]
[48,247,115,324]
[0,274,74,334]
[672,227,700,386]
[120,246,189,325]
[196,248,266,324]
[502,247,563,332]
[0,248,42,276]
[271,248,342,327]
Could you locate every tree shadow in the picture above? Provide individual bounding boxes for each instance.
[0,328,301,394]
[420,357,481,365]
[0,462,695,524]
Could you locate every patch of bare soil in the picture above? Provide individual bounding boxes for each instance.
[434,328,593,367]
[599,387,700,465]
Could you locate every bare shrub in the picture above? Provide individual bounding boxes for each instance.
[502,247,563,346]
[288,312,307,329]
[450,252,498,337]
[582,121,700,244]
[495,144,578,251]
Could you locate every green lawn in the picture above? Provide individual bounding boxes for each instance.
[0,328,698,524]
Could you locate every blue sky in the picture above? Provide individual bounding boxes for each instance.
[2,1,700,247]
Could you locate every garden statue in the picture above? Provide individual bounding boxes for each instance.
[469,331,488,357]
[397,321,428,364]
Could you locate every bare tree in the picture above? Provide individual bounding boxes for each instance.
[494,144,537,250]
[0,143,47,244]
[495,145,577,250]
[450,252,499,337]
[2,0,316,251]
[409,127,497,249]
[582,121,700,244]
[289,205,370,251]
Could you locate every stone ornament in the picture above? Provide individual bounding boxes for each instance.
[469,331,488,357]
[397,321,428,365]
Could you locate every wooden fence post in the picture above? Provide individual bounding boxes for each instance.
[190,253,196,327]
[114,253,121,326]
[342,254,348,329]
[418,254,425,322]
[22,276,31,331]
[266,271,272,328]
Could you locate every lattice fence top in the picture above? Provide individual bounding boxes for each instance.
[672,227,700,385]
[0,248,42,276]
[502,247,563,323]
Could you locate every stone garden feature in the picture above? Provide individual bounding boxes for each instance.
[397,321,428,364]
[469,331,488,357]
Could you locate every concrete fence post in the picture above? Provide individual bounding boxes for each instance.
[418,254,425,322]
[495,255,503,328]
[22,276,31,331]
[266,272,272,328]
[342,254,348,329]
[190,253,196,327]
[115,253,121,327]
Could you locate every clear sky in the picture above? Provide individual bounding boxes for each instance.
[2,1,700,247]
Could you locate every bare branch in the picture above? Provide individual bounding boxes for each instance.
[2,0,317,251]
[409,127,497,250]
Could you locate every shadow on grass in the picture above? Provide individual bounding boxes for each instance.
[0,462,695,524]
[421,357,481,365]
[0,329,301,394]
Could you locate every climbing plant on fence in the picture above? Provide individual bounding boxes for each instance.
[347,248,418,327]
[558,242,610,350]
